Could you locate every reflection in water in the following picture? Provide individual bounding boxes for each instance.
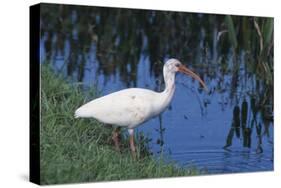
[40,4,273,173]
[224,97,272,154]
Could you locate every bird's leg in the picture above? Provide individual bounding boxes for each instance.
[128,129,136,159]
[112,127,121,152]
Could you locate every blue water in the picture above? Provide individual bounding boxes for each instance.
[41,38,273,174]
[39,7,273,173]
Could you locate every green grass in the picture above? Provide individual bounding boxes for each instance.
[40,65,197,185]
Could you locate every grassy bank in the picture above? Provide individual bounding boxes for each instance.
[40,65,197,185]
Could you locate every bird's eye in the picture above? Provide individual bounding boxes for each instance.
[175,64,180,67]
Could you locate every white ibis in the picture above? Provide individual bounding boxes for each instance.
[75,58,207,158]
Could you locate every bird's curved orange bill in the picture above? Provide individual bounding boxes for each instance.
[178,65,208,91]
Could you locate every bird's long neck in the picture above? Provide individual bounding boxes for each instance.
[159,67,176,110]
[163,69,176,95]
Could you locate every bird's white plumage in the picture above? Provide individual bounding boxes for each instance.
[75,87,172,128]
[75,58,207,130]
[75,88,153,127]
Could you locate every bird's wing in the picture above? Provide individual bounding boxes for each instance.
[75,88,158,127]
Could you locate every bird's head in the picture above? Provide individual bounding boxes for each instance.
[164,58,208,91]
